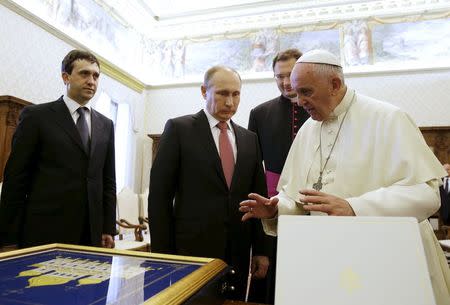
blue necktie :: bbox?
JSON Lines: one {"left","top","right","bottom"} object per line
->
{"left": 76, "top": 107, "right": 90, "bottom": 153}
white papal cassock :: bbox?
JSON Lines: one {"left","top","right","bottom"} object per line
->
{"left": 262, "top": 88, "right": 450, "bottom": 304}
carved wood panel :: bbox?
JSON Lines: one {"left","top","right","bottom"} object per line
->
{"left": 0, "top": 96, "right": 32, "bottom": 182}
{"left": 148, "top": 134, "right": 161, "bottom": 164}
{"left": 420, "top": 127, "right": 450, "bottom": 165}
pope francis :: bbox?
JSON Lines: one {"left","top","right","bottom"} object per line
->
{"left": 240, "top": 49, "right": 450, "bottom": 304}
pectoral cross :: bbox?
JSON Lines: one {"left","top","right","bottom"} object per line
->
{"left": 313, "top": 175, "right": 323, "bottom": 191}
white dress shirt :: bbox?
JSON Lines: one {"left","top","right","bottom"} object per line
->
{"left": 203, "top": 108, "right": 237, "bottom": 162}
{"left": 63, "top": 96, "right": 92, "bottom": 137}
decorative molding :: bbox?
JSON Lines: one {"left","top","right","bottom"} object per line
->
{"left": 146, "top": 64, "right": 450, "bottom": 89}
{"left": 99, "top": 59, "right": 145, "bottom": 93}
{"left": 0, "top": 0, "right": 145, "bottom": 93}
{"left": 147, "top": 0, "right": 450, "bottom": 39}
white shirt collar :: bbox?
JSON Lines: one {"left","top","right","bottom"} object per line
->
{"left": 63, "top": 95, "right": 92, "bottom": 115}
{"left": 203, "top": 108, "right": 233, "bottom": 131}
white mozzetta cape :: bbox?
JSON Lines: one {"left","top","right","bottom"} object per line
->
{"left": 263, "top": 90, "right": 450, "bottom": 304}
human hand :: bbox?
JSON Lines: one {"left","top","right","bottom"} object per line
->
{"left": 300, "top": 189, "right": 355, "bottom": 216}
{"left": 239, "top": 193, "right": 279, "bottom": 221}
{"left": 251, "top": 255, "right": 269, "bottom": 279}
{"left": 101, "top": 234, "right": 115, "bottom": 248}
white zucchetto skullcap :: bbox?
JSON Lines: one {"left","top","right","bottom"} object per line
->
{"left": 296, "top": 49, "right": 341, "bottom": 67}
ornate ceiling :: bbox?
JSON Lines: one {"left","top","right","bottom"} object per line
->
{"left": 93, "top": 0, "right": 450, "bottom": 39}
{"left": 3, "top": 0, "right": 449, "bottom": 85}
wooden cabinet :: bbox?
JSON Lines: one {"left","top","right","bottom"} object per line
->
{"left": 0, "top": 96, "right": 31, "bottom": 182}
{"left": 420, "top": 126, "right": 450, "bottom": 165}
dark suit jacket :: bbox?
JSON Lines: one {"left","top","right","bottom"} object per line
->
{"left": 0, "top": 97, "right": 116, "bottom": 248}
{"left": 440, "top": 185, "right": 450, "bottom": 225}
{"left": 149, "top": 110, "right": 270, "bottom": 300}
{"left": 248, "top": 95, "right": 309, "bottom": 174}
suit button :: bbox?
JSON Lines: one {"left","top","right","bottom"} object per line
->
{"left": 229, "top": 268, "right": 236, "bottom": 275}
{"left": 229, "top": 286, "right": 235, "bottom": 291}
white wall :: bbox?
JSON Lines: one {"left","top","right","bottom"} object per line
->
{"left": 0, "top": 4, "right": 147, "bottom": 192}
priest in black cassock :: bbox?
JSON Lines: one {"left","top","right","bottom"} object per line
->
{"left": 247, "top": 49, "right": 309, "bottom": 303}
{"left": 248, "top": 49, "right": 309, "bottom": 198}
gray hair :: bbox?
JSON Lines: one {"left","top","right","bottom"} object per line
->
{"left": 313, "top": 63, "right": 345, "bottom": 85}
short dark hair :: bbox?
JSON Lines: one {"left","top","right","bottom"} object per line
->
{"left": 61, "top": 50, "right": 100, "bottom": 74}
{"left": 203, "top": 65, "right": 241, "bottom": 88}
{"left": 272, "top": 48, "right": 302, "bottom": 70}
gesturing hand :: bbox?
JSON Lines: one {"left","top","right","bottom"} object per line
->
{"left": 239, "top": 193, "right": 279, "bottom": 221}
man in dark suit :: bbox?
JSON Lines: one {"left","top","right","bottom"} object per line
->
{"left": 247, "top": 49, "right": 309, "bottom": 303}
{"left": 149, "top": 66, "right": 271, "bottom": 301}
{"left": 0, "top": 50, "right": 116, "bottom": 249}
{"left": 440, "top": 163, "right": 450, "bottom": 225}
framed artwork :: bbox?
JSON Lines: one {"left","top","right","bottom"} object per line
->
{"left": 0, "top": 244, "right": 228, "bottom": 305}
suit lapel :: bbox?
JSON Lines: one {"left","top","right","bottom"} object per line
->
{"left": 194, "top": 110, "right": 227, "bottom": 186}
{"left": 50, "top": 98, "right": 88, "bottom": 155}
{"left": 231, "top": 121, "right": 244, "bottom": 189}
{"left": 90, "top": 109, "right": 106, "bottom": 159}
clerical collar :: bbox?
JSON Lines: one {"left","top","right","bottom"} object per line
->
{"left": 328, "top": 88, "right": 354, "bottom": 120}
{"left": 280, "top": 95, "right": 292, "bottom": 103}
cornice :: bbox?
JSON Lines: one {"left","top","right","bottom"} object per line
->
{"left": 147, "top": 0, "right": 450, "bottom": 39}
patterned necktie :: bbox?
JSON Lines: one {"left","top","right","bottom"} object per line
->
{"left": 76, "top": 107, "right": 90, "bottom": 153}
{"left": 217, "top": 121, "right": 235, "bottom": 188}
{"left": 445, "top": 177, "right": 449, "bottom": 193}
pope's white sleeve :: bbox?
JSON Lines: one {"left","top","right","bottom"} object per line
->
{"left": 347, "top": 179, "right": 441, "bottom": 221}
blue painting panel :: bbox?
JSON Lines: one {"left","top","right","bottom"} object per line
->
{"left": 0, "top": 250, "right": 201, "bottom": 305}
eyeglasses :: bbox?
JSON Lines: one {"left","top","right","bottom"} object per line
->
{"left": 274, "top": 73, "right": 291, "bottom": 81}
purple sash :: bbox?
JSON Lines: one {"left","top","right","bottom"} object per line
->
{"left": 265, "top": 170, "right": 281, "bottom": 197}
